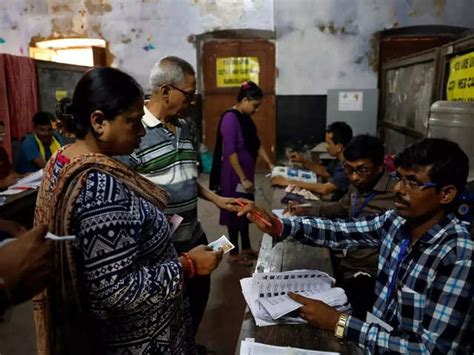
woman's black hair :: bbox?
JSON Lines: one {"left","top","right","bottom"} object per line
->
{"left": 61, "top": 67, "right": 143, "bottom": 139}
{"left": 236, "top": 81, "right": 263, "bottom": 102}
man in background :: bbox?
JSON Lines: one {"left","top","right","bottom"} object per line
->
{"left": 273, "top": 121, "right": 353, "bottom": 200}
{"left": 17, "top": 111, "right": 63, "bottom": 173}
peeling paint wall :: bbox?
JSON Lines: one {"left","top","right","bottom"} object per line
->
{"left": 1, "top": 0, "right": 472, "bottom": 95}
{"left": 275, "top": 0, "right": 474, "bottom": 95}
{"left": 0, "top": 0, "right": 273, "bottom": 89}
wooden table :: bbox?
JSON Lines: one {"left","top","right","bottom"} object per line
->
{"left": 235, "top": 188, "right": 352, "bottom": 354}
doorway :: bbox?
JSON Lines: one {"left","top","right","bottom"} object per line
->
{"left": 200, "top": 38, "right": 276, "bottom": 170}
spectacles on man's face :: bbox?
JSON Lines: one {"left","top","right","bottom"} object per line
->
{"left": 391, "top": 172, "right": 437, "bottom": 191}
{"left": 344, "top": 163, "right": 373, "bottom": 177}
{"left": 168, "top": 85, "right": 196, "bottom": 103}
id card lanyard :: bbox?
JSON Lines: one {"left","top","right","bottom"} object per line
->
{"left": 386, "top": 237, "right": 410, "bottom": 301}
{"left": 351, "top": 192, "right": 377, "bottom": 218}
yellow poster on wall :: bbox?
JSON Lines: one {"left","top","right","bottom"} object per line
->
{"left": 216, "top": 57, "right": 259, "bottom": 87}
{"left": 447, "top": 51, "right": 474, "bottom": 101}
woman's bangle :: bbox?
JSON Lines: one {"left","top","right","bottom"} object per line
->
{"left": 241, "top": 178, "right": 249, "bottom": 183}
{"left": 180, "top": 252, "right": 195, "bottom": 279}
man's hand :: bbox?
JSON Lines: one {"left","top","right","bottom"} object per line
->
{"left": 187, "top": 245, "right": 223, "bottom": 275}
{"left": 0, "top": 225, "right": 54, "bottom": 304}
{"left": 237, "top": 201, "right": 282, "bottom": 237}
{"left": 290, "top": 152, "right": 305, "bottom": 164}
{"left": 215, "top": 196, "right": 239, "bottom": 212}
{"left": 284, "top": 201, "right": 311, "bottom": 216}
{"left": 271, "top": 175, "right": 290, "bottom": 187}
{"left": 288, "top": 292, "right": 341, "bottom": 331}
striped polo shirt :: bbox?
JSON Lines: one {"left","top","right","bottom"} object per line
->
{"left": 121, "top": 106, "right": 203, "bottom": 244}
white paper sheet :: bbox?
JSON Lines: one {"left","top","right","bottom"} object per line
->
{"left": 240, "top": 339, "right": 340, "bottom": 355}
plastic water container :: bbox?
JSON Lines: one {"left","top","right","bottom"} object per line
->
{"left": 428, "top": 101, "right": 474, "bottom": 181}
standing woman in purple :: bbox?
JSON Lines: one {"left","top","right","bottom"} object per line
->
{"left": 210, "top": 81, "right": 273, "bottom": 266}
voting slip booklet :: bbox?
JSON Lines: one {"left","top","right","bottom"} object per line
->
{"left": 241, "top": 269, "right": 344, "bottom": 326}
{"left": 240, "top": 339, "right": 340, "bottom": 355}
{"left": 208, "top": 235, "right": 235, "bottom": 254}
{"left": 271, "top": 166, "right": 318, "bottom": 184}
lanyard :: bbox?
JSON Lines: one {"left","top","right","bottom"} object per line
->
{"left": 351, "top": 192, "right": 376, "bottom": 218}
{"left": 386, "top": 238, "right": 410, "bottom": 300}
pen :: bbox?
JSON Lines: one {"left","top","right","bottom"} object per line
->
{"left": 235, "top": 199, "right": 273, "bottom": 227}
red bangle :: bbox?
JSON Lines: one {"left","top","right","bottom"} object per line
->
{"left": 181, "top": 252, "right": 195, "bottom": 279}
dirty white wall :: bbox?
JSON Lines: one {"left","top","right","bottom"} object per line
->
{"left": 275, "top": 0, "right": 474, "bottom": 95}
{"left": 0, "top": 0, "right": 273, "bottom": 89}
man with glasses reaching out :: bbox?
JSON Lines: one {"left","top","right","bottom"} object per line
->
{"left": 239, "top": 138, "right": 473, "bottom": 353}
{"left": 289, "top": 135, "right": 397, "bottom": 320}
{"left": 120, "top": 57, "right": 236, "bottom": 343}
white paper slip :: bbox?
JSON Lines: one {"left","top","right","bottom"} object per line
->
{"left": 235, "top": 183, "right": 247, "bottom": 193}
{"left": 208, "top": 235, "right": 235, "bottom": 254}
{"left": 45, "top": 232, "right": 76, "bottom": 241}
{"left": 240, "top": 339, "right": 340, "bottom": 355}
{"left": 366, "top": 311, "right": 393, "bottom": 332}
{"left": 169, "top": 214, "right": 184, "bottom": 235}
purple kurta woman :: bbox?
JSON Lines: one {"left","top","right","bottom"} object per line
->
{"left": 210, "top": 81, "right": 273, "bottom": 265}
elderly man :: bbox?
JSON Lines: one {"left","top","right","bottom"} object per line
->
{"left": 290, "top": 135, "right": 396, "bottom": 320}
{"left": 120, "top": 56, "right": 235, "bottom": 337}
{"left": 240, "top": 138, "right": 473, "bottom": 354}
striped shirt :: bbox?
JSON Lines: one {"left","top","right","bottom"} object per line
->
{"left": 279, "top": 210, "right": 473, "bottom": 354}
{"left": 120, "top": 106, "right": 203, "bottom": 244}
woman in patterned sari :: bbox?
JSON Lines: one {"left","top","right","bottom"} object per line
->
{"left": 33, "top": 67, "right": 223, "bottom": 355}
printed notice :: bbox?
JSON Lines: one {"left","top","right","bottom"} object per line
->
{"left": 338, "top": 91, "right": 363, "bottom": 111}
{"left": 216, "top": 57, "right": 260, "bottom": 87}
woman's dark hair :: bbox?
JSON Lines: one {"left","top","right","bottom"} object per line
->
{"left": 326, "top": 122, "right": 353, "bottom": 147}
{"left": 344, "top": 134, "right": 385, "bottom": 166}
{"left": 32, "top": 111, "right": 55, "bottom": 126}
{"left": 394, "top": 138, "right": 469, "bottom": 197}
{"left": 236, "top": 81, "right": 263, "bottom": 102}
{"left": 62, "top": 67, "right": 143, "bottom": 139}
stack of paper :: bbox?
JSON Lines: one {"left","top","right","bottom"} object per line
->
{"left": 240, "top": 270, "right": 350, "bottom": 326}
{"left": 0, "top": 170, "right": 44, "bottom": 196}
{"left": 240, "top": 338, "right": 339, "bottom": 355}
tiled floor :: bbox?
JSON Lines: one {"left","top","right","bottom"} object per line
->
{"left": 0, "top": 173, "right": 272, "bottom": 355}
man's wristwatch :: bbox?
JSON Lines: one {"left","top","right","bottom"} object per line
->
{"left": 334, "top": 313, "right": 348, "bottom": 339}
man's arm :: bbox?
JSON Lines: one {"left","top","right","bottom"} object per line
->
{"left": 272, "top": 176, "right": 338, "bottom": 196}
{"left": 290, "top": 152, "right": 330, "bottom": 178}
{"left": 346, "top": 253, "right": 473, "bottom": 353}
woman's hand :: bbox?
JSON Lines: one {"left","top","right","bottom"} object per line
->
{"left": 288, "top": 292, "right": 341, "bottom": 331}
{"left": 187, "top": 245, "right": 223, "bottom": 275}
{"left": 241, "top": 179, "right": 255, "bottom": 193}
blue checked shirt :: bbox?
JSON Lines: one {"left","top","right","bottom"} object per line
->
{"left": 279, "top": 210, "right": 473, "bottom": 354}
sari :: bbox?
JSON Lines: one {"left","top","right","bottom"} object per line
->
{"left": 32, "top": 147, "right": 170, "bottom": 355}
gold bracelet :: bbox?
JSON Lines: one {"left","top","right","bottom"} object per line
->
{"left": 334, "top": 313, "right": 348, "bottom": 339}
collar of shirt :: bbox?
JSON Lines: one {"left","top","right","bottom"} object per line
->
{"left": 142, "top": 105, "right": 163, "bottom": 128}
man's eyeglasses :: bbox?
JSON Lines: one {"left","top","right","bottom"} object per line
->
{"left": 391, "top": 172, "right": 437, "bottom": 191}
{"left": 343, "top": 163, "right": 372, "bottom": 177}
{"left": 167, "top": 85, "right": 196, "bottom": 103}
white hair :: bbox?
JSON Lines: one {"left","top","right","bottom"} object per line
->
{"left": 149, "top": 56, "right": 195, "bottom": 90}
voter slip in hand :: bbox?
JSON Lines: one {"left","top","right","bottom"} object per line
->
{"left": 208, "top": 235, "right": 235, "bottom": 254}
{"left": 45, "top": 232, "right": 76, "bottom": 241}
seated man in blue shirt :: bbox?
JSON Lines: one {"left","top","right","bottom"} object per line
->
{"left": 16, "top": 111, "right": 63, "bottom": 173}
{"left": 272, "top": 122, "right": 353, "bottom": 201}
{"left": 240, "top": 138, "right": 473, "bottom": 354}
